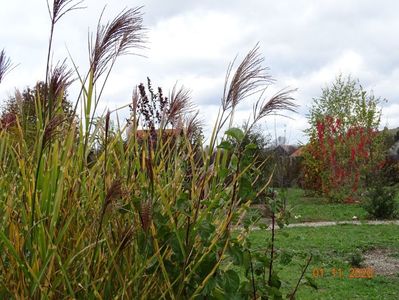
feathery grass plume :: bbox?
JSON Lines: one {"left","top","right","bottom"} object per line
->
{"left": 97, "top": 179, "right": 123, "bottom": 237}
{"left": 90, "top": 7, "right": 146, "bottom": 82}
{"left": 0, "top": 49, "right": 13, "bottom": 84}
{"left": 40, "top": 62, "right": 74, "bottom": 132}
{"left": 47, "top": 0, "right": 85, "bottom": 24}
{"left": 46, "top": 62, "right": 75, "bottom": 120}
{"left": 48, "top": 61, "right": 74, "bottom": 100}
{"left": 185, "top": 112, "right": 203, "bottom": 141}
{"left": 222, "top": 43, "right": 273, "bottom": 111}
{"left": 207, "top": 44, "right": 275, "bottom": 151}
{"left": 167, "top": 85, "right": 193, "bottom": 127}
{"left": 43, "top": 114, "right": 67, "bottom": 147}
{"left": 104, "top": 179, "right": 123, "bottom": 210}
{"left": 252, "top": 87, "right": 298, "bottom": 125}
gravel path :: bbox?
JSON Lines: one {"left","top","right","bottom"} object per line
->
{"left": 250, "top": 219, "right": 399, "bottom": 230}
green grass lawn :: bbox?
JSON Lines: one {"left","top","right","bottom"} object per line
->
{"left": 247, "top": 188, "right": 370, "bottom": 224}
{"left": 249, "top": 224, "right": 399, "bottom": 299}
{"left": 284, "top": 188, "right": 369, "bottom": 223}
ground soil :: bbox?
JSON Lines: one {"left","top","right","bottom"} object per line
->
{"left": 363, "top": 248, "right": 399, "bottom": 276}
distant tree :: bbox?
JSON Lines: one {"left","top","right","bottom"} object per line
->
{"left": 242, "top": 123, "right": 271, "bottom": 151}
{"left": 1, "top": 80, "right": 76, "bottom": 147}
{"left": 302, "top": 75, "right": 386, "bottom": 202}
{"left": 2, "top": 60, "right": 75, "bottom": 129}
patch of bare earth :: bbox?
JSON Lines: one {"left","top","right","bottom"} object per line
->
{"left": 363, "top": 248, "right": 399, "bottom": 276}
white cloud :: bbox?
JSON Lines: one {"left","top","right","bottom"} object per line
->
{"left": 149, "top": 10, "right": 253, "bottom": 62}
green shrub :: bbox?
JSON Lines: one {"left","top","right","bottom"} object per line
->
{"left": 363, "top": 186, "right": 398, "bottom": 219}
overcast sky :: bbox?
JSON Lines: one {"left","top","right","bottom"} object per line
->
{"left": 1, "top": 0, "right": 398, "bottom": 144}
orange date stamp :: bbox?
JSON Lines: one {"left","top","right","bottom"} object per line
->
{"left": 312, "top": 267, "right": 374, "bottom": 279}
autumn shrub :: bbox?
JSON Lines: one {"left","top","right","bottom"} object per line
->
{"left": 302, "top": 75, "right": 386, "bottom": 202}
{"left": 303, "top": 115, "right": 383, "bottom": 202}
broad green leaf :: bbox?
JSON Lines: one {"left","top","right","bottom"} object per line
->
{"left": 217, "top": 140, "right": 233, "bottom": 150}
{"left": 225, "top": 127, "right": 245, "bottom": 142}
{"left": 223, "top": 270, "right": 240, "bottom": 292}
{"left": 245, "top": 142, "right": 258, "bottom": 151}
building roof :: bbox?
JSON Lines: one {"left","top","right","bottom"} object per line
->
{"left": 135, "top": 128, "right": 181, "bottom": 138}
{"left": 290, "top": 147, "right": 304, "bottom": 157}
{"left": 127, "top": 126, "right": 182, "bottom": 138}
{"left": 273, "top": 144, "right": 298, "bottom": 156}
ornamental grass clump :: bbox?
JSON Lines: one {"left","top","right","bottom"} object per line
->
{"left": 0, "top": 1, "right": 303, "bottom": 298}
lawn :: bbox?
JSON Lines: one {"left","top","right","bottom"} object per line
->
{"left": 249, "top": 224, "right": 399, "bottom": 299}
{"left": 284, "top": 188, "right": 369, "bottom": 223}
{"left": 248, "top": 187, "right": 399, "bottom": 224}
